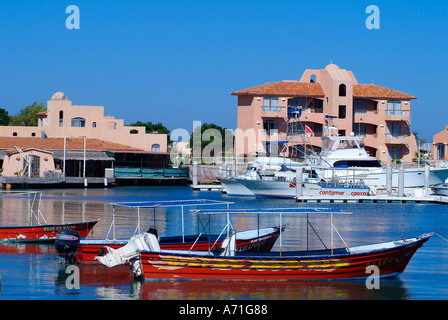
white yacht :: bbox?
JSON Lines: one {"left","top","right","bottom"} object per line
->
{"left": 220, "top": 156, "right": 310, "bottom": 196}
{"left": 306, "top": 134, "right": 445, "bottom": 188}
{"left": 223, "top": 134, "right": 447, "bottom": 198}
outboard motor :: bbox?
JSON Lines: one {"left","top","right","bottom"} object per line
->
{"left": 95, "top": 228, "right": 160, "bottom": 268}
{"left": 55, "top": 229, "right": 80, "bottom": 264}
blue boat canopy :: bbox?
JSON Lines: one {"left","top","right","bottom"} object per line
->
{"left": 110, "top": 199, "right": 234, "bottom": 208}
{"left": 190, "top": 208, "right": 350, "bottom": 215}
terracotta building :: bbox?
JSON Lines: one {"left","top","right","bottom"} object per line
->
{"left": 432, "top": 126, "right": 448, "bottom": 161}
{"left": 232, "top": 64, "right": 418, "bottom": 163}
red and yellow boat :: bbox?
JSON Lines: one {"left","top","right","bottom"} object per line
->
{"left": 0, "top": 219, "right": 99, "bottom": 242}
{"left": 96, "top": 207, "right": 433, "bottom": 281}
{"left": 137, "top": 233, "right": 433, "bottom": 281}
{"left": 77, "top": 226, "right": 283, "bottom": 264}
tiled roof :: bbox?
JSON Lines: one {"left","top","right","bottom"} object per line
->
{"left": 231, "top": 81, "right": 325, "bottom": 97}
{"left": 0, "top": 137, "right": 142, "bottom": 152}
{"left": 353, "top": 84, "right": 416, "bottom": 100}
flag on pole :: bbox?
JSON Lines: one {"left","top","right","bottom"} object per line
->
{"left": 305, "top": 125, "right": 313, "bottom": 134}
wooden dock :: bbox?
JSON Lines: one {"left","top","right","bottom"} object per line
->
{"left": 295, "top": 194, "right": 448, "bottom": 204}
{"left": 192, "top": 179, "right": 448, "bottom": 204}
{"left": 192, "top": 184, "right": 224, "bottom": 191}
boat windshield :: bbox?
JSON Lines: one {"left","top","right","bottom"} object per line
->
{"left": 333, "top": 160, "right": 382, "bottom": 168}
{"left": 322, "top": 137, "right": 364, "bottom": 151}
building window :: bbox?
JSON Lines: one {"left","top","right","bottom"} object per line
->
{"left": 339, "top": 84, "right": 346, "bottom": 97}
{"left": 263, "top": 97, "right": 279, "bottom": 107}
{"left": 386, "top": 100, "right": 402, "bottom": 115}
{"left": 29, "top": 155, "right": 40, "bottom": 177}
{"left": 436, "top": 143, "right": 446, "bottom": 160}
{"left": 59, "top": 110, "right": 64, "bottom": 127}
{"left": 151, "top": 144, "right": 161, "bottom": 152}
{"left": 31, "top": 132, "right": 36, "bottom": 137}
{"left": 386, "top": 123, "right": 402, "bottom": 138}
{"left": 13, "top": 132, "right": 17, "bottom": 136}
{"left": 310, "top": 74, "right": 316, "bottom": 83}
{"left": 92, "top": 122, "right": 96, "bottom": 128}
{"left": 353, "top": 123, "right": 367, "bottom": 137}
{"left": 130, "top": 129, "right": 138, "bottom": 134}
{"left": 353, "top": 100, "right": 367, "bottom": 114}
{"left": 314, "top": 99, "right": 324, "bottom": 113}
{"left": 263, "top": 120, "right": 278, "bottom": 136}
{"left": 108, "top": 121, "right": 117, "bottom": 130}
{"left": 338, "top": 105, "right": 346, "bottom": 119}
{"left": 71, "top": 117, "right": 86, "bottom": 127}
{"left": 388, "top": 146, "right": 401, "bottom": 160}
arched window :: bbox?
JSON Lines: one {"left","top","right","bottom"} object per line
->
{"left": 310, "top": 74, "right": 316, "bottom": 83}
{"left": 31, "top": 132, "right": 36, "bottom": 137}
{"left": 12, "top": 132, "right": 17, "bottom": 136}
{"left": 151, "top": 144, "right": 161, "bottom": 152}
{"left": 92, "top": 122, "right": 97, "bottom": 128}
{"left": 59, "top": 110, "right": 64, "bottom": 127}
{"left": 130, "top": 129, "right": 139, "bottom": 134}
{"left": 108, "top": 121, "right": 117, "bottom": 130}
{"left": 339, "top": 84, "right": 346, "bottom": 96}
{"left": 71, "top": 117, "right": 86, "bottom": 127}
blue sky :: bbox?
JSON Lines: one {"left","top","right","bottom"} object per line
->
{"left": 0, "top": 0, "right": 446, "bottom": 141}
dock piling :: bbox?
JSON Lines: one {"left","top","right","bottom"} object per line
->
{"left": 192, "top": 162, "right": 198, "bottom": 186}
{"left": 295, "top": 167, "right": 303, "bottom": 198}
{"left": 386, "top": 164, "right": 392, "bottom": 195}
{"left": 425, "top": 165, "right": 430, "bottom": 189}
{"left": 398, "top": 165, "right": 404, "bottom": 197}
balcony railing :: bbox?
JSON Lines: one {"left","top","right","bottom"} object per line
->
{"left": 385, "top": 133, "right": 409, "bottom": 139}
{"left": 386, "top": 110, "right": 408, "bottom": 115}
{"left": 262, "top": 106, "right": 282, "bottom": 112}
{"left": 304, "top": 108, "right": 324, "bottom": 114}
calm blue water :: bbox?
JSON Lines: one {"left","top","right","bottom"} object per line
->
{"left": 0, "top": 186, "right": 447, "bottom": 300}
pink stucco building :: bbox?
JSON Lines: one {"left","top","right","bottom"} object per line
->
{"left": 232, "top": 64, "right": 418, "bottom": 163}
{"left": 0, "top": 92, "right": 169, "bottom": 180}
{"left": 432, "top": 126, "right": 448, "bottom": 161}
{"left": 0, "top": 92, "right": 167, "bottom": 153}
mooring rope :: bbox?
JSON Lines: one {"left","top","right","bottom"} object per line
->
{"left": 435, "top": 233, "right": 448, "bottom": 243}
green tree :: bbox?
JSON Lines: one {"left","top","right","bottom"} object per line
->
{"left": 129, "top": 121, "right": 170, "bottom": 135}
{"left": 129, "top": 121, "right": 171, "bottom": 143}
{"left": 189, "top": 123, "right": 234, "bottom": 163}
{"left": 0, "top": 108, "right": 11, "bottom": 126}
{"left": 9, "top": 102, "right": 46, "bottom": 126}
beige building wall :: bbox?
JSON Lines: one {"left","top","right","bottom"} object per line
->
{"left": 432, "top": 126, "right": 448, "bottom": 160}
{"left": 0, "top": 92, "right": 167, "bottom": 153}
{"left": 2, "top": 148, "right": 55, "bottom": 177}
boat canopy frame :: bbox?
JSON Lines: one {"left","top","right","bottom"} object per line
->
{"left": 190, "top": 207, "right": 352, "bottom": 256}
{"left": 106, "top": 199, "right": 234, "bottom": 242}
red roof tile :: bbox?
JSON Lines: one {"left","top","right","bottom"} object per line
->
{"left": 0, "top": 137, "right": 142, "bottom": 152}
{"left": 353, "top": 84, "right": 416, "bottom": 100}
{"left": 231, "top": 81, "right": 325, "bottom": 97}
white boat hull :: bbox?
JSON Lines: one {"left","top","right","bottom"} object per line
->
{"left": 431, "top": 185, "right": 448, "bottom": 196}
{"left": 220, "top": 178, "right": 255, "bottom": 196}
{"left": 320, "top": 167, "right": 443, "bottom": 188}
{"left": 238, "top": 179, "right": 370, "bottom": 199}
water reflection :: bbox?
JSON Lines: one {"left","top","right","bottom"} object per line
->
{"left": 130, "top": 279, "right": 410, "bottom": 300}
{"left": 0, "top": 187, "right": 447, "bottom": 300}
